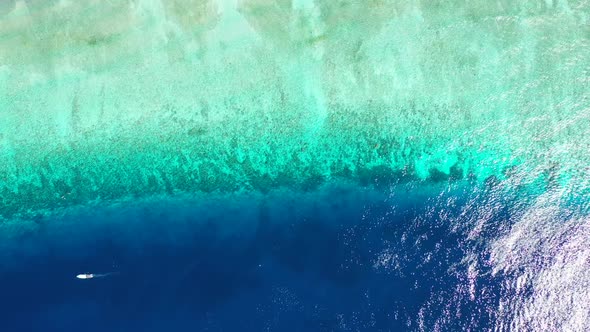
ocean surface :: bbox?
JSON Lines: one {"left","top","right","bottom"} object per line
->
{"left": 1, "top": 0, "right": 590, "bottom": 331}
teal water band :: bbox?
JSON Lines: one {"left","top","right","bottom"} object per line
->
{"left": 1, "top": 0, "right": 589, "bottom": 218}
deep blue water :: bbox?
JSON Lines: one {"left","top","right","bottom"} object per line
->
{"left": 0, "top": 183, "right": 507, "bottom": 331}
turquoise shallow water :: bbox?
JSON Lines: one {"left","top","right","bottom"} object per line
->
{"left": 1, "top": 0, "right": 590, "bottom": 331}
{"left": 1, "top": 0, "right": 589, "bottom": 219}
